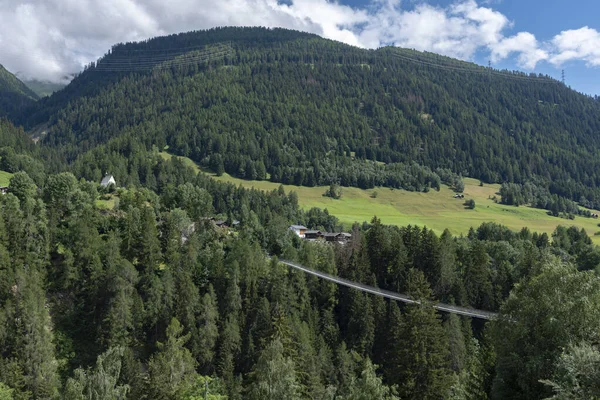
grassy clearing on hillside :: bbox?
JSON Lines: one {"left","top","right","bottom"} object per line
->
{"left": 95, "top": 195, "right": 117, "bottom": 210}
{"left": 160, "top": 152, "right": 600, "bottom": 242}
{"left": 0, "top": 171, "right": 13, "bottom": 187}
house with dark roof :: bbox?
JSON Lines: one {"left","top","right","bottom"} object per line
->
{"left": 0, "top": 186, "right": 8, "bottom": 195}
{"left": 324, "top": 232, "right": 352, "bottom": 243}
{"left": 304, "top": 230, "right": 323, "bottom": 240}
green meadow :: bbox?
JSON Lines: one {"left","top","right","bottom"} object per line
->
{"left": 160, "top": 152, "right": 600, "bottom": 242}
{"left": 0, "top": 171, "right": 13, "bottom": 187}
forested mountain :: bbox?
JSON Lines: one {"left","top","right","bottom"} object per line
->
{"left": 10, "top": 26, "right": 600, "bottom": 209}
{"left": 0, "top": 65, "right": 38, "bottom": 118}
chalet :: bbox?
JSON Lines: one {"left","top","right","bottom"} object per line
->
{"left": 304, "top": 230, "right": 323, "bottom": 240}
{"left": 324, "top": 232, "right": 352, "bottom": 243}
{"left": 289, "top": 225, "right": 308, "bottom": 238}
{"left": 100, "top": 175, "right": 117, "bottom": 188}
{"left": 0, "top": 186, "right": 8, "bottom": 195}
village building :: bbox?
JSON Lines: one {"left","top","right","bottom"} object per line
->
{"left": 289, "top": 225, "right": 351, "bottom": 243}
{"left": 289, "top": 225, "right": 308, "bottom": 238}
{"left": 100, "top": 174, "right": 117, "bottom": 188}
{"left": 0, "top": 186, "right": 8, "bottom": 195}
{"left": 324, "top": 232, "right": 352, "bottom": 243}
{"left": 304, "top": 230, "right": 323, "bottom": 240}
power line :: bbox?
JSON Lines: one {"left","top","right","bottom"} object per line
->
{"left": 389, "top": 50, "right": 560, "bottom": 84}
{"left": 83, "top": 40, "right": 558, "bottom": 87}
{"left": 90, "top": 45, "right": 233, "bottom": 72}
{"left": 102, "top": 44, "right": 233, "bottom": 63}
{"left": 93, "top": 50, "right": 232, "bottom": 68}
{"left": 110, "top": 41, "right": 234, "bottom": 54}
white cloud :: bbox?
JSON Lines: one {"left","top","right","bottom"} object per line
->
{"left": 0, "top": 0, "right": 596, "bottom": 83}
{"left": 550, "top": 27, "right": 600, "bottom": 67}
{"left": 492, "top": 32, "right": 548, "bottom": 69}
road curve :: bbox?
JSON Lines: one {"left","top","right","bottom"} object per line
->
{"left": 277, "top": 258, "right": 497, "bottom": 321}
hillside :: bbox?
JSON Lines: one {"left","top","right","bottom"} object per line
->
{"left": 160, "top": 151, "right": 600, "bottom": 243}
{"left": 0, "top": 64, "right": 38, "bottom": 118}
{"left": 13, "top": 27, "right": 600, "bottom": 209}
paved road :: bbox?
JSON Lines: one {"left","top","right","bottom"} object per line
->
{"left": 277, "top": 259, "right": 498, "bottom": 321}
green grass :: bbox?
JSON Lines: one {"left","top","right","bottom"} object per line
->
{"left": 0, "top": 170, "right": 13, "bottom": 187}
{"left": 160, "top": 152, "right": 600, "bottom": 243}
{"left": 95, "top": 194, "right": 117, "bottom": 210}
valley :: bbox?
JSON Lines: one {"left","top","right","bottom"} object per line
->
{"left": 160, "top": 152, "right": 600, "bottom": 242}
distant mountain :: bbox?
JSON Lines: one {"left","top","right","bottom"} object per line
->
{"left": 13, "top": 26, "right": 600, "bottom": 207}
{"left": 23, "top": 79, "right": 66, "bottom": 98}
{"left": 0, "top": 64, "right": 38, "bottom": 117}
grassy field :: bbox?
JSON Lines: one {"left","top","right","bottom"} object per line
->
{"left": 0, "top": 171, "right": 13, "bottom": 187}
{"left": 160, "top": 152, "right": 600, "bottom": 242}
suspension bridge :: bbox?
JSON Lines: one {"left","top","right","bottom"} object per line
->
{"left": 276, "top": 258, "right": 498, "bottom": 321}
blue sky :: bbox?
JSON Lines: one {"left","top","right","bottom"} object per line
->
{"left": 0, "top": 0, "right": 598, "bottom": 95}
{"left": 469, "top": 0, "right": 600, "bottom": 95}
{"left": 372, "top": 0, "right": 600, "bottom": 95}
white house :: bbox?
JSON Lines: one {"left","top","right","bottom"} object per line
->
{"left": 100, "top": 175, "right": 116, "bottom": 188}
{"left": 289, "top": 225, "right": 308, "bottom": 238}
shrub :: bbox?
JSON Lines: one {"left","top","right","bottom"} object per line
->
{"left": 464, "top": 199, "right": 476, "bottom": 209}
{"left": 323, "top": 184, "right": 342, "bottom": 199}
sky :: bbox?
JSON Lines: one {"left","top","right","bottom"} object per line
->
{"left": 0, "top": 0, "right": 598, "bottom": 95}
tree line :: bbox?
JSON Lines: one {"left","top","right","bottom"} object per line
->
{"left": 1, "top": 154, "right": 600, "bottom": 398}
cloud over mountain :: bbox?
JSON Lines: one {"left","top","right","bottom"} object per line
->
{"left": 0, "top": 0, "right": 596, "bottom": 82}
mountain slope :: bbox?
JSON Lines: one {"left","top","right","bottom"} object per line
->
{"left": 23, "top": 79, "right": 66, "bottom": 97}
{"left": 0, "top": 64, "right": 38, "bottom": 117}
{"left": 15, "top": 26, "right": 600, "bottom": 207}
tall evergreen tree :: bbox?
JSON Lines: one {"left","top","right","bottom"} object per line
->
{"left": 394, "top": 269, "right": 451, "bottom": 400}
{"left": 147, "top": 318, "right": 197, "bottom": 400}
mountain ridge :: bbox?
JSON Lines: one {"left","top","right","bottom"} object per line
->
{"left": 10, "top": 26, "right": 600, "bottom": 208}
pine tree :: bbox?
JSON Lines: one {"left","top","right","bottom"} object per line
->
{"left": 346, "top": 359, "right": 398, "bottom": 400}
{"left": 394, "top": 269, "right": 451, "bottom": 400}
{"left": 13, "top": 266, "right": 60, "bottom": 399}
{"left": 0, "top": 383, "right": 14, "bottom": 400}
{"left": 63, "top": 347, "right": 129, "bottom": 400}
{"left": 195, "top": 285, "right": 219, "bottom": 373}
{"left": 147, "top": 318, "right": 197, "bottom": 400}
{"left": 248, "top": 338, "right": 301, "bottom": 400}
{"left": 445, "top": 313, "right": 467, "bottom": 372}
